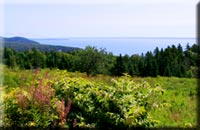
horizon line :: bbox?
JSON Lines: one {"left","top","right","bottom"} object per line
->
{"left": 1, "top": 36, "right": 196, "bottom": 39}
{"left": 30, "top": 36, "right": 196, "bottom": 40}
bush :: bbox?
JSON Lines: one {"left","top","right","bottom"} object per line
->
{"left": 52, "top": 71, "right": 166, "bottom": 129}
{"left": 3, "top": 71, "right": 72, "bottom": 128}
{"left": 3, "top": 70, "right": 166, "bottom": 129}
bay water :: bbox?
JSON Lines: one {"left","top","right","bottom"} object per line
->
{"left": 33, "top": 37, "right": 196, "bottom": 56}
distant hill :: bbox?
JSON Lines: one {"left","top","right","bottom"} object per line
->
{"left": 1, "top": 36, "right": 80, "bottom": 52}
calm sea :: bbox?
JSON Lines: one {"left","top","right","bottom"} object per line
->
{"left": 33, "top": 37, "right": 196, "bottom": 56}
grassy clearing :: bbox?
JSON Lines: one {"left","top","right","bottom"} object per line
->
{"left": 144, "top": 77, "right": 197, "bottom": 127}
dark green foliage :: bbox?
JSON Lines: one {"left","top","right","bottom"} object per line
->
{"left": 111, "top": 54, "right": 125, "bottom": 76}
{"left": 3, "top": 48, "right": 17, "bottom": 68}
{"left": 3, "top": 43, "right": 199, "bottom": 78}
{"left": 74, "top": 46, "right": 108, "bottom": 76}
{"left": 144, "top": 51, "right": 158, "bottom": 77}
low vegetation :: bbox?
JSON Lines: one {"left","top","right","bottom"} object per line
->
{"left": 1, "top": 67, "right": 197, "bottom": 128}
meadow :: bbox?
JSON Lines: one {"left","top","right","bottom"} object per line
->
{"left": 1, "top": 66, "right": 197, "bottom": 128}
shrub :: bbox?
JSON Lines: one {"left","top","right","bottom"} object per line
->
{"left": 3, "top": 71, "right": 71, "bottom": 128}
{"left": 3, "top": 70, "right": 166, "bottom": 129}
{"left": 52, "top": 71, "right": 166, "bottom": 129}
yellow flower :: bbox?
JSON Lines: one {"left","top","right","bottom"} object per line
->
{"left": 29, "top": 122, "right": 36, "bottom": 127}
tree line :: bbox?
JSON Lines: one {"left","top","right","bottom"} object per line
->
{"left": 2, "top": 43, "right": 199, "bottom": 78}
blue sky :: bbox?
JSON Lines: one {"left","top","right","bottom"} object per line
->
{"left": 1, "top": 0, "right": 198, "bottom": 38}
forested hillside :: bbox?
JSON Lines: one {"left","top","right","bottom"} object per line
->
{"left": 2, "top": 43, "right": 199, "bottom": 78}
{"left": 1, "top": 36, "right": 80, "bottom": 52}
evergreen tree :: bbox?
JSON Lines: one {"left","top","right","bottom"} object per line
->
{"left": 144, "top": 51, "right": 158, "bottom": 77}
{"left": 112, "top": 54, "right": 125, "bottom": 76}
{"left": 123, "top": 54, "right": 130, "bottom": 73}
{"left": 138, "top": 53, "right": 145, "bottom": 76}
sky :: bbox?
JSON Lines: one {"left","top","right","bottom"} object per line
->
{"left": 0, "top": 0, "right": 199, "bottom": 38}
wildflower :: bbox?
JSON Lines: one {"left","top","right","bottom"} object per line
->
{"left": 15, "top": 91, "right": 28, "bottom": 109}
{"left": 73, "top": 118, "right": 77, "bottom": 127}
{"left": 55, "top": 98, "right": 72, "bottom": 128}
{"left": 29, "top": 122, "right": 36, "bottom": 127}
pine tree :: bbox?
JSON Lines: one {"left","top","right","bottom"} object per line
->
{"left": 112, "top": 54, "right": 125, "bottom": 76}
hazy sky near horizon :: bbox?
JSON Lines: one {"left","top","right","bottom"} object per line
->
{"left": 1, "top": 0, "right": 199, "bottom": 38}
